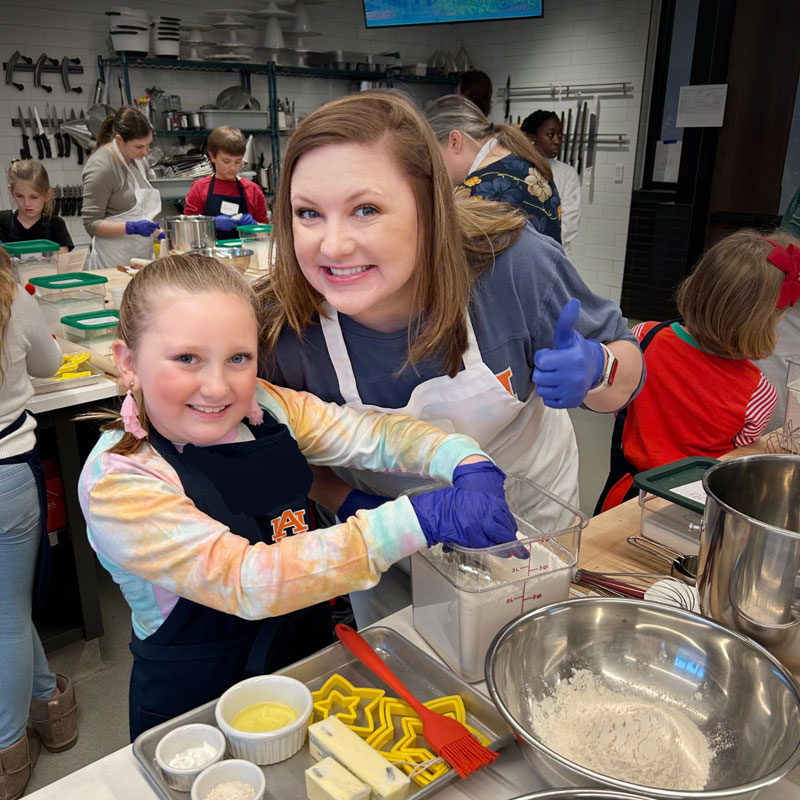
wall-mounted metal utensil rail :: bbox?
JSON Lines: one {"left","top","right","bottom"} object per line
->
{"left": 500, "top": 81, "right": 634, "bottom": 101}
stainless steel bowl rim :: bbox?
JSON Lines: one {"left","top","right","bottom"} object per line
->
{"left": 510, "top": 792, "right": 656, "bottom": 800}
{"left": 484, "top": 596, "right": 800, "bottom": 799}
{"left": 165, "top": 214, "right": 215, "bottom": 222}
{"left": 702, "top": 455, "right": 800, "bottom": 540}
{"left": 186, "top": 247, "right": 254, "bottom": 258}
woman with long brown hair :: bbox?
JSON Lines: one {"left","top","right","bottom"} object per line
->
{"left": 0, "top": 250, "right": 77, "bottom": 799}
{"left": 81, "top": 107, "right": 161, "bottom": 269}
{"left": 425, "top": 94, "right": 562, "bottom": 244}
{"left": 258, "top": 90, "right": 643, "bottom": 542}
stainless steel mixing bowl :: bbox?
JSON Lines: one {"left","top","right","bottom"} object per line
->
{"left": 511, "top": 792, "right": 653, "bottom": 800}
{"left": 186, "top": 247, "right": 254, "bottom": 274}
{"left": 485, "top": 597, "right": 800, "bottom": 800}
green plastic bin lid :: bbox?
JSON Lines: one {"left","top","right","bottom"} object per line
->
{"left": 215, "top": 239, "right": 243, "bottom": 247}
{"left": 29, "top": 272, "right": 107, "bottom": 288}
{"left": 2, "top": 239, "right": 60, "bottom": 255}
{"left": 60, "top": 309, "right": 120, "bottom": 329}
{"left": 632, "top": 456, "right": 719, "bottom": 514}
{"left": 236, "top": 224, "right": 272, "bottom": 233}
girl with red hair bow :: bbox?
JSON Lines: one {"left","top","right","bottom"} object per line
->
{"left": 596, "top": 228, "right": 800, "bottom": 513}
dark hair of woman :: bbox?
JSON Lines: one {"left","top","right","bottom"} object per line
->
{"left": 94, "top": 107, "right": 152, "bottom": 151}
{"left": 456, "top": 70, "right": 493, "bottom": 117}
{"left": 521, "top": 110, "right": 559, "bottom": 136}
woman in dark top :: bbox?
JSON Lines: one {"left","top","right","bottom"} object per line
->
{"left": 2, "top": 161, "right": 73, "bottom": 250}
{"left": 426, "top": 94, "right": 561, "bottom": 244}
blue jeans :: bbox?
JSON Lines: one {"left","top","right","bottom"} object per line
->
{"left": 0, "top": 461, "right": 56, "bottom": 749}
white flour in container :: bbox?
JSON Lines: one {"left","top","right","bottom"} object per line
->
{"left": 167, "top": 740, "right": 217, "bottom": 769}
{"left": 527, "top": 669, "right": 712, "bottom": 790}
{"left": 413, "top": 540, "right": 573, "bottom": 681}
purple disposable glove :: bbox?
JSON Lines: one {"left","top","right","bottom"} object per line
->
{"left": 410, "top": 487, "right": 517, "bottom": 549}
{"left": 338, "top": 489, "right": 391, "bottom": 521}
{"left": 533, "top": 298, "right": 605, "bottom": 409}
{"left": 452, "top": 461, "right": 506, "bottom": 499}
{"left": 125, "top": 219, "right": 161, "bottom": 237}
{"left": 237, "top": 213, "right": 257, "bottom": 226}
{"left": 214, "top": 214, "right": 239, "bottom": 232}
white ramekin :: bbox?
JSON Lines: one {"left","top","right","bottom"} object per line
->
{"left": 154, "top": 722, "right": 226, "bottom": 792}
{"left": 190, "top": 758, "right": 266, "bottom": 800}
{"left": 214, "top": 675, "right": 313, "bottom": 765}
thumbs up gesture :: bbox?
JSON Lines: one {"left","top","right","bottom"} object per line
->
{"left": 533, "top": 298, "right": 606, "bottom": 408}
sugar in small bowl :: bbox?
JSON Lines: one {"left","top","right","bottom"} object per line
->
{"left": 154, "top": 722, "right": 226, "bottom": 792}
{"left": 190, "top": 759, "right": 266, "bottom": 800}
{"left": 215, "top": 675, "right": 313, "bottom": 765}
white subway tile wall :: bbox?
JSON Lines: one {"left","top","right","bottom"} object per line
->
{"left": 0, "top": 0, "right": 652, "bottom": 301}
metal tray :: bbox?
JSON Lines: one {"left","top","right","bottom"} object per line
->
{"left": 31, "top": 361, "right": 105, "bottom": 394}
{"left": 133, "top": 626, "right": 514, "bottom": 799}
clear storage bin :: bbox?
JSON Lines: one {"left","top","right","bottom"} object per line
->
{"left": 29, "top": 273, "right": 108, "bottom": 336}
{"left": 638, "top": 491, "right": 702, "bottom": 555}
{"left": 236, "top": 224, "right": 272, "bottom": 272}
{"left": 2, "top": 239, "right": 60, "bottom": 284}
{"left": 409, "top": 475, "right": 585, "bottom": 682}
{"left": 784, "top": 356, "right": 800, "bottom": 452}
{"left": 61, "top": 310, "right": 120, "bottom": 345}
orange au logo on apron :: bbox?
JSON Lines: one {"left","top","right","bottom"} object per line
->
{"left": 270, "top": 509, "right": 309, "bottom": 542}
{"left": 495, "top": 367, "right": 516, "bottom": 397}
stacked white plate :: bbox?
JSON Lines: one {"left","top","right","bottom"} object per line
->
{"left": 153, "top": 15, "right": 181, "bottom": 58}
{"left": 107, "top": 6, "right": 149, "bottom": 56}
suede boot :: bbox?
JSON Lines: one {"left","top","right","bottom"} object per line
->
{"left": 0, "top": 730, "right": 40, "bottom": 800}
{"left": 28, "top": 674, "right": 77, "bottom": 753}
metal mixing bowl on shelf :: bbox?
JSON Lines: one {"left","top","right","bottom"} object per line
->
{"left": 186, "top": 246, "right": 254, "bottom": 274}
{"left": 485, "top": 597, "right": 800, "bottom": 800}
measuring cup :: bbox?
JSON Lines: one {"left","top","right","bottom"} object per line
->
{"left": 626, "top": 536, "right": 697, "bottom": 585}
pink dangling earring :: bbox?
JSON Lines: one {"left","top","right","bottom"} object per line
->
{"left": 121, "top": 381, "right": 147, "bottom": 439}
{"left": 247, "top": 393, "right": 264, "bottom": 426}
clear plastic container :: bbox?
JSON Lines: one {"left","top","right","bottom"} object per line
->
{"left": 638, "top": 491, "right": 702, "bottom": 555}
{"left": 236, "top": 224, "right": 272, "bottom": 272}
{"left": 2, "top": 239, "right": 60, "bottom": 285}
{"left": 29, "top": 273, "right": 108, "bottom": 336}
{"left": 61, "top": 310, "right": 120, "bottom": 345}
{"left": 784, "top": 356, "right": 800, "bottom": 452}
{"left": 409, "top": 475, "right": 585, "bottom": 682}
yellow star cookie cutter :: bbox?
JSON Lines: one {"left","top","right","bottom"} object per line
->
{"left": 313, "top": 689, "right": 360, "bottom": 725}
{"left": 311, "top": 673, "right": 384, "bottom": 735}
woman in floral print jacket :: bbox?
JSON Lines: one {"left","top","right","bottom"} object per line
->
{"left": 426, "top": 94, "right": 562, "bottom": 245}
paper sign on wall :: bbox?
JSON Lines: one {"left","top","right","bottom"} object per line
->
{"left": 676, "top": 84, "right": 728, "bottom": 128}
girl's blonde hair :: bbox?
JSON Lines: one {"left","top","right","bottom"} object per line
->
{"left": 98, "top": 254, "right": 261, "bottom": 456}
{"left": 676, "top": 228, "right": 799, "bottom": 360}
{"left": 0, "top": 249, "right": 19, "bottom": 386}
{"left": 425, "top": 94, "right": 553, "bottom": 182}
{"left": 8, "top": 160, "right": 54, "bottom": 217}
{"left": 258, "top": 89, "right": 527, "bottom": 378}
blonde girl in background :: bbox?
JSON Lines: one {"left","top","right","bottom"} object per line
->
{"left": 596, "top": 229, "right": 799, "bottom": 512}
{"left": 0, "top": 249, "right": 77, "bottom": 800}
{"left": 2, "top": 161, "right": 73, "bottom": 251}
{"left": 78, "top": 253, "right": 517, "bottom": 739}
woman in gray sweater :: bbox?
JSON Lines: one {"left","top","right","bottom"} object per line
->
{"left": 81, "top": 107, "right": 161, "bottom": 269}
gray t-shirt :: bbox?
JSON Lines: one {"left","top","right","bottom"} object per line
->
{"left": 81, "top": 145, "right": 141, "bottom": 237}
{"left": 267, "top": 224, "right": 636, "bottom": 408}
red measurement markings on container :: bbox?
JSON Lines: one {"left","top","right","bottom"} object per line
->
{"left": 506, "top": 587, "right": 543, "bottom": 614}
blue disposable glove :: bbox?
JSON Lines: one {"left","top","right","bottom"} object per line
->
{"left": 214, "top": 214, "right": 240, "bottom": 232}
{"left": 125, "top": 219, "right": 161, "bottom": 237}
{"left": 533, "top": 298, "right": 605, "bottom": 409}
{"left": 452, "top": 461, "right": 506, "bottom": 499}
{"left": 410, "top": 487, "right": 517, "bottom": 549}
{"left": 338, "top": 489, "right": 391, "bottom": 521}
{"left": 237, "top": 213, "right": 257, "bottom": 226}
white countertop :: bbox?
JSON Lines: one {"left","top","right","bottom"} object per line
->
{"left": 27, "top": 376, "right": 119, "bottom": 415}
{"left": 26, "top": 606, "right": 800, "bottom": 800}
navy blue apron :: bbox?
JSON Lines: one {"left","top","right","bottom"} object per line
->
{"left": 6, "top": 212, "right": 52, "bottom": 243}
{"left": 128, "top": 415, "right": 333, "bottom": 740}
{"left": 203, "top": 174, "right": 249, "bottom": 242}
{"left": 0, "top": 411, "right": 51, "bottom": 608}
{"left": 594, "top": 319, "right": 678, "bottom": 515}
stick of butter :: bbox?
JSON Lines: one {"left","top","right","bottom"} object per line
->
{"left": 306, "top": 757, "right": 370, "bottom": 800}
{"left": 308, "top": 717, "right": 411, "bottom": 800}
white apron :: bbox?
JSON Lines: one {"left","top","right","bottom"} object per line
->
{"left": 87, "top": 141, "right": 161, "bottom": 270}
{"left": 468, "top": 137, "right": 498, "bottom": 175}
{"left": 319, "top": 303, "right": 580, "bottom": 522}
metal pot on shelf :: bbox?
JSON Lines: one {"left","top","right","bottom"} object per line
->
{"left": 164, "top": 215, "right": 216, "bottom": 254}
{"left": 697, "top": 454, "right": 800, "bottom": 674}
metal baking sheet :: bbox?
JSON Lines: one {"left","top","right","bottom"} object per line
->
{"left": 31, "top": 361, "right": 104, "bottom": 394}
{"left": 133, "top": 626, "right": 514, "bottom": 799}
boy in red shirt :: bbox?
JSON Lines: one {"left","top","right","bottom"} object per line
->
{"left": 184, "top": 126, "right": 268, "bottom": 241}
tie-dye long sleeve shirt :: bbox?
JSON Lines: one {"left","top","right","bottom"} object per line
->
{"left": 79, "top": 379, "right": 487, "bottom": 641}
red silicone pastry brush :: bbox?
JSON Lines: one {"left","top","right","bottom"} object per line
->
{"left": 335, "top": 623, "right": 498, "bottom": 779}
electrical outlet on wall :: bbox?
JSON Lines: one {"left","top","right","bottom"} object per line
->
{"left": 614, "top": 165, "right": 624, "bottom": 183}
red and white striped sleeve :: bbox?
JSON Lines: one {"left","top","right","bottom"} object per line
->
{"left": 631, "top": 322, "right": 647, "bottom": 340}
{"left": 733, "top": 374, "right": 778, "bottom": 448}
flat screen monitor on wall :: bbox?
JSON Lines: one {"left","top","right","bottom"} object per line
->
{"left": 363, "top": 0, "right": 543, "bottom": 28}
